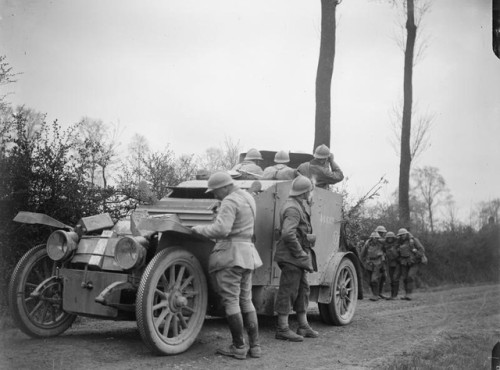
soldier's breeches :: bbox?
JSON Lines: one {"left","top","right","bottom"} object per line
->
{"left": 368, "top": 265, "right": 383, "bottom": 284}
{"left": 213, "top": 267, "right": 255, "bottom": 316}
{"left": 400, "top": 264, "right": 419, "bottom": 291}
{"left": 275, "top": 263, "right": 310, "bottom": 315}
{"left": 388, "top": 265, "right": 400, "bottom": 284}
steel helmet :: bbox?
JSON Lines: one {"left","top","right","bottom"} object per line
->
{"left": 313, "top": 144, "right": 331, "bottom": 159}
{"left": 274, "top": 150, "right": 290, "bottom": 164}
{"left": 196, "top": 169, "right": 210, "bottom": 180}
{"left": 205, "top": 171, "right": 234, "bottom": 193}
{"left": 375, "top": 225, "right": 387, "bottom": 233}
{"left": 397, "top": 228, "right": 409, "bottom": 236}
{"left": 385, "top": 231, "right": 396, "bottom": 239}
{"left": 370, "top": 231, "right": 380, "bottom": 239}
{"left": 289, "top": 175, "right": 313, "bottom": 196}
{"left": 244, "top": 148, "right": 263, "bottom": 161}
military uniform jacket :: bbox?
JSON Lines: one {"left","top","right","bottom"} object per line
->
{"left": 262, "top": 164, "right": 296, "bottom": 180}
{"left": 195, "top": 188, "right": 263, "bottom": 273}
{"left": 398, "top": 237, "right": 425, "bottom": 266}
{"left": 231, "top": 161, "right": 263, "bottom": 180}
{"left": 274, "top": 197, "right": 314, "bottom": 271}
{"left": 296, "top": 159, "right": 344, "bottom": 189}
{"left": 361, "top": 239, "right": 384, "bottom": 270}
{"left": 384, "top": 241, "right": 399, "bottom": 266}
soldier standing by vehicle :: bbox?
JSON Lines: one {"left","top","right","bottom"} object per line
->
{"left": 396, "top": 228, "right": 426, "bottom": 301}
{"left": 274, "top": 176, "right": 319, "bottom": 342}
{"left": 192, "top": 172, "right": 263, "bottom": 359}
{"left": 360, "top": 231, "right": 385, "bottom": 301}
{"left": 231, "top": 148, "right": 264, "bottom": 180}
{"left": 383, "top": 231, "right": 400, "bottom": 300}
{"left": 375, "top": 225, "right": 389, "bottom": 299}
{"left": 296, "top": 144, "right": 343, "bottom": 189}
{"left": 262, "top": 150, "right": 297, "bottom": 180}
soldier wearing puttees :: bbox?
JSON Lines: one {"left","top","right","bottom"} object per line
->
{"left": 297, "top": 144, "right": 343, "bottom": 189}
{"left": 396, "top": 228, "right": 426, "bottom": 301}
{"left": 360, "top": 232, "right": 385, "bottom": 301}
{"left": 262, "top": 150, "right": 297, "bottom": 180}
{"left": 192, "top": 171, "right": 263, "bottom": 359}
{"left": 231, "top": 148, "right": 264, "bottom": 180}
{"left": 274, "top": 175, "right": 319, "bottom": 342}
{"left": 383, "top": 231, "right": 401, "bottom": 300}
{"left": 375, "top": 225, "right": 389, "bottom": 300}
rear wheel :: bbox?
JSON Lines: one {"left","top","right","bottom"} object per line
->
{"left": 318, "top": 258, "right": 358, "bottom": 325}
{"left": 8, "top": 244, "right": 76, "bottom": 337}
{"left": 136, "top": 248, "right": 208, "bottom": 355}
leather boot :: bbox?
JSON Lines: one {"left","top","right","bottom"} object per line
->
{"left": 243, "top": 311, "right": 261, "bottom": 358}
{"left": 297, "top": 324, "right": 319, "bottom": 338}
{"left": 401, "top": 281, "right": 412, "bottom": 301}
{"left": 217, "top": 313, "right": 248, "bottom": 360}
{"left": 275, "top": 327, "right": 304, "bottom": 342}
{"left": 379, "top": 278, "right": 388, "bottom": 300}
{"left": 388, "top": 283, "right": 399, "bottom": 300}
{"left": 369, "top": 283, "right": 380, "bottom": 301}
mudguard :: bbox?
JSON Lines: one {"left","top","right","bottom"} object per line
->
{"left": 13, "top": 212, "right": 72, "bottom": 230}
{"left": 132, "top": 212, "right": 209, "bottom": 242}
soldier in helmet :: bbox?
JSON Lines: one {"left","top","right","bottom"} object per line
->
{"left": 192, "top": 171, "right": 263, "bottom": 359}
{"left": 262, "top": 150, "right": 297, "bottom": 180}
{"left": 296, "top": 144, "right": 343, "bottom": 189}
{"left": 274, "top": 175, "right": 319, "bottom": 342}
{"left": 375, "top": 225, "right": 389, "bottom": 299}
{"left": 396, "top": 228, "right": 426, "bottom": 300}
{"left": 231, "top": 148, "right": 264, "bottom": 180}
{"left": 360, "top": 231, "right": 385, "bottom": 301}
{"left": 383, "top": 231, "right": 401, "bottom": 300}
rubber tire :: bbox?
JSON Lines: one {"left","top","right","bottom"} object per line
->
{"left": 8, "top": 244, "right": 76, "bottom": 337}
{"left": 318, "top": 258, "right": 358, "bottom": 326}
{"left": 136, "top": 247, "right": 208, "bottom": 355}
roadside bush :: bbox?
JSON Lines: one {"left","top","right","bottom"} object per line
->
{"left": 419, "top": 225, "right": 499, "bottom": 287}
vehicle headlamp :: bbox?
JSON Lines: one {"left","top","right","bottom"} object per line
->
{"left": 47, "top": 230, "right": 79, "bottom": 261}
{"left": 114, "top": 236, "right": 147, "bottom": 270}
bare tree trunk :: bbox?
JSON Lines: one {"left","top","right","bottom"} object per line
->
{"left": 398, "top": 0, "right": 416, "bottom": 226}
{"left": 314, "top": 0, "right": 338, "bottom": 151}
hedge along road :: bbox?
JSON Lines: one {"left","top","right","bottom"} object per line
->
{"left": 1, "top": 283, "right": 498, "bottom": 370}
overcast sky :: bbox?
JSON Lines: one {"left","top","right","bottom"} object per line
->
{"left": 1, "top": 0, "right": 499, "bottom": 222}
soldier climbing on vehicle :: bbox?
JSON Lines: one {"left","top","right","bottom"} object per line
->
{"left": 296, "top": 144, "right": 343, "bottom": 189}
{"left": 262, "top": 150, "right": 297, "bottom": 180}
{"left": 231, "top": 148, "right": 264, "bottom": 180}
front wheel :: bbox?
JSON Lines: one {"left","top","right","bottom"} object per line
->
{"left": 136, "top": 247, "right": 208, "bottom": 355}
{"left": 8, "top": 244, "right": 76, "bottom": 337}
{"left": 318, "top": 258, "right": 358, "bottom": 326}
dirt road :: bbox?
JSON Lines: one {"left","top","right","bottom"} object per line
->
{"left": 1, "top": 283, "right": 498, "bottom": 370}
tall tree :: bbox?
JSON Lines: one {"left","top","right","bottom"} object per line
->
{"left": 398, "top": 0, "right": 417, "bottom": 226}
{"left": 314, "top": 0, "right": 341, "bottom": 150}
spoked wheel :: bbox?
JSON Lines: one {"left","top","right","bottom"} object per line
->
{"left": 8, "top": 244, "right": 76, "bottom": 337}
{"left": 136, "top": 247, "right": 208, "bottom": 355}
{"left": 318, "top": 258, "right": 358, "bottom": 326}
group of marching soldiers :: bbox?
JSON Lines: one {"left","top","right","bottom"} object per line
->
{"left": 360, "top": 225, "right": 427, "bottom": 301}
